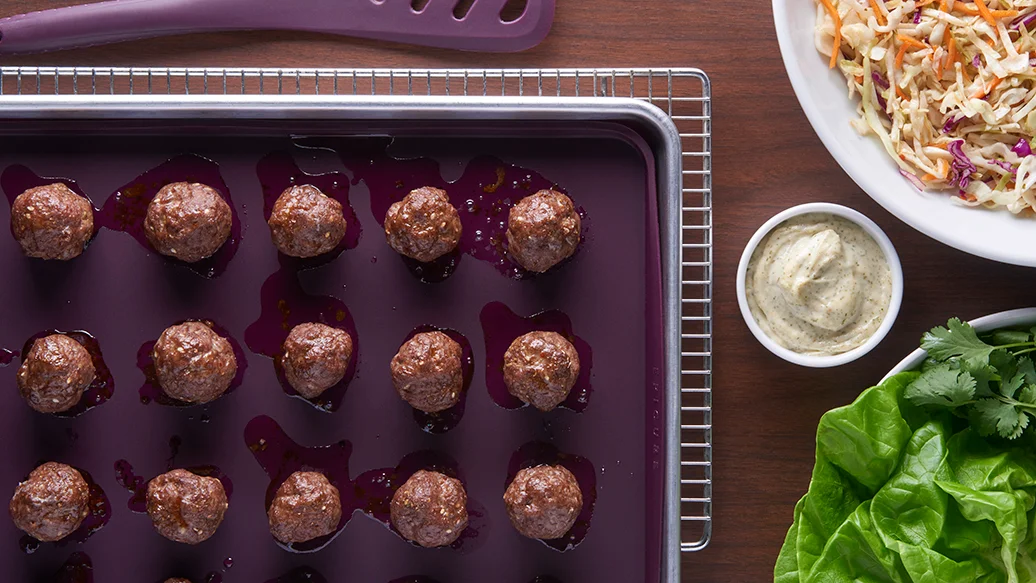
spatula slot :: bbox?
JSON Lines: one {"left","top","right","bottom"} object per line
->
{"left": 453, "top": 0, "right": 475, "bottom": 19}
{"left": 411, "top": 0, "right": 431, "bottom": 13}
{"left": 500, "top": 0, "right": 528, "bottom": 22}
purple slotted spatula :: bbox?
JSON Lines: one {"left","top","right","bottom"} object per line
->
{"left": 0, "top": 0, "right": 555, "bottom": 55}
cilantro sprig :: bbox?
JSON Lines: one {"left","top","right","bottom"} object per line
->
{"left": 904, "top": 318, "right": 1036, "bottom": 440}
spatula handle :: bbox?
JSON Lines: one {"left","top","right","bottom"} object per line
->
{"left": 0, "top": 0, "right": 214, "bottom": 55}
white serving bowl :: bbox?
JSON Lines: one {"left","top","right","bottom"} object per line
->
{"left": 736, "top": 202, "right": 904, "bottom": 367}
{"left": 883, "top": 307, "right": 1036, "bottom": 379}
{"left": 773, "top": 0, "right": 1036, "bottom": 267}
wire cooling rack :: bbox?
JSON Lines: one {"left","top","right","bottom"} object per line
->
{"left": 0, "top": 66, "right": 713, "bottom": 553}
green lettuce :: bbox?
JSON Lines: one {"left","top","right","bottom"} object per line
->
{"left": 775, "top": 372, "right": 1036, "bottom": 583}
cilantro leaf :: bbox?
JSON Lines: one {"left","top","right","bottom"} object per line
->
{"left": 1003, "top": 373, "right": 1026, "bottom": 400}
{"left": 1019, "top": 385, "right": 1036, "bottom": 405}
{"left": 1019, "top": 357, "right": 1036, "bottom": 385}
{"left": 922, "top": 318, "right": 996, "bottom": 365}
{"left": 904, "top": 365, "right": 976, "bottom": 408}
{"left": 961, "top": 360, "right": 996, "bottom": 398}
{"left": 990, "top": 330, "right": 1033, "bottom": 346}
{"left": 971, "top": 398, "right": 1025, "bottom": 439}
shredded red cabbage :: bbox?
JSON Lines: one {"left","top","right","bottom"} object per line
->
{"left": 947, "top": 140, "right": 977, "bottom": 189}
{"left": 1013, "top": 10, "right": 1036, "bottom": 29}
{"left": 1012, "top": 138, "right": 1033, "bottom": 157}
{"left": 913, "top": 9, "right": 921, "bottom": 23}
{"left": 989, "top": 159, "right": 1017, "bottom": 174}
{"left": 973, "top": 55, "right": 982, "bottom": 67}
{"left": 900, "top": 169, "right": 925, "bottom": 190}
{"left": 942, "top": 115, "right": 963, "bottom": 133}
{"left": 872, "top": 72, "right": 890, "bottom": 89}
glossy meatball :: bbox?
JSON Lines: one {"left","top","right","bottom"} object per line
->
{"left": 390, "top": 470, "right": 468, "bottom": 548}
{"left": 17, "top": 334, "right": 95, "bottom": 414}
{"left": 506, "top": 189, "right": 581, "bottom": 273}
{"left": 10, "top": 183, "right": 94, "bottom": 261}
{"left": 164, "top": 579, "right": 191, "bottom": 583}
{"left": 268, "top": 471, "right": 342, "bottom": 544}
{"left": 390, "top": 332, "right": 463, "bottom": 413}
{"left": 144, "top": 182, "right": 232, "bottom": 263}
{"left": 503, "top": 331, "right": 580, "bottom": 412}
{"left": 384, "top": 187, "right": 462, "bottom": 263}
{"left": 503, "top": 465, "right": 582, "bottom": 540}
{"left": 147, "top": 469, "right": 227, "bottom": 544}
{"left": 9, "top": 462, "right": 90, "bottom": 542}
{"left": 153, "top": 322, "right": 237, "bottom": 404}
{"left": 282, "top": 323, "right": 353, "bottom": 399}
{"left": 268, "top": 185, "right": 347, "bottom": 258}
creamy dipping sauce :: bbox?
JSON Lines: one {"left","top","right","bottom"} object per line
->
{"left": 745, "top": 213, "right": 892, "bottom": 356}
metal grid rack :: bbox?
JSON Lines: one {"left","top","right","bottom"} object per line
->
{"left": 0, "top": 66, "right": 713, "bottom": 553}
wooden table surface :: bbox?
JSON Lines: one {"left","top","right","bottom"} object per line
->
{"left": 7, "top": 1, "right": 1036, "bottom": 581}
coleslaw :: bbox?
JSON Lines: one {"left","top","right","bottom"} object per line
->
{"left": 814, "top": 0, "right": 1036, "bottom": 213}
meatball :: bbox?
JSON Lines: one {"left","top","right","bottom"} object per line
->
{"left": 503, "top": 465, "right": 582, "bottom": 540}
{"left": 267, "top": 471, "right": 342, "bottom": 544}
{"left": 164, "top": 579, "right": 191, "bottom": 583}
{"left": 17, "top": 334, "right": 95, "bottom": 414}
{"left": 144, "top": 182, "right": 232, "bottom": 263}
{"left": 503, "top": 331, "right": 580, "bottom": 412}
{"left": 384, "top": 186, "right": 462, "bottom": 263}
{"left": 153, "top": 322, "right": 237, "bottom": 404}
{"left": 506, "top": 189, "right": 581, "bottom": 273}
{"left": 147, "top": 469, "right": 227, "bottom": 544}
{"left": 390, "top": 332, "right": 463, "bottom": 413}
{"left": 10, "top": 183, "right": 94, "bottom": 261}
{"left": 9, "top": 462, "right": 90, "bottom": 542}
{"left": 268, "top": 185, "right": 347, "bottom": 258}
{"left": 390, "top": 470, "right": 468, "bottom": 548}
{"left": 281, "top": 323, "right": 353, "bottom": 399}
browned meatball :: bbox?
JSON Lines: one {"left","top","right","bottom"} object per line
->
{"left": 503, "top": 331, "right": 580, "bottom": 412}
{"left": 164, "top": 579, "right": 191, "bottom": 583}
{"left": 503, "top": 465, "right": 582, "bottom": 540}
{"left": 10, "top": 184, "right": 94, "bottom": 261}
{"left": 153, "top": 322, "right": 237, "bottom": 404}
{"left": 384, "top": 187, "right": 462, "bottom": 263}
{"left": 268, "top": 471, "right": 342, "bottom": 544}
{"left": 144, "top": 182, "right": 232, "bottom": 263}
{"left": 268, "top": 185, "right": 347, "bottom": 258}
{"left": 147, "top": 469, "right": 227, "bottom": 545}
{"left": 506, "top": 189, "right": 581, "bottom": 273}
{"left": 9, "top": 462, "right": 90, "bottom": 542}
{"left": 282, "top": 323, "right": 353, "bottom": 399}
{"left": 390, "top": 470, "right": 468, "bottom": 548}
{"left": 390, "top": 332, "right": 463, "bottom": 413}
{"left": 17, "top": 334, "right": 95, "bottom": 414}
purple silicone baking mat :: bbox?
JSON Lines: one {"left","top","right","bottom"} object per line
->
{"left": 0, "top": 120, "right": 665, "bottom": 583}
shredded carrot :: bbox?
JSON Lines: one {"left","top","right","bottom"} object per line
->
{"left": 895, "top": 43, "right": 910, "bottom": 69}
{"left": 929, "top": 143, "right": 949, "bottom": 150}
{"left": 948, "top": 34, "right": 957, "bottom": 66}
{"left": 972, "top": 76, "right": 1002, "bottom": 99}
{"left": 897, "top": 34, "right": 928, "bottom": 49}
{"left": 922, "top": 173, "right": 937, "bottom": 181}
{"left": 952, "top": 3, "right": 1017, "bottom": 17}
{"left": 936, "top": 159, "right": 949, "bottom": 178}
{"left": 918, "top": 0, "right": 938, "bottom": 6}
{"left": 973, "top": 0, "right": 998, "bottom": 25}
{"left": 818, "top": 0, "right": 842, "bottom": 69}
{"left": 896, "top": 84, "right": 910, "bottom": 100}
{"left": 869, "top": 0, "right": 888, "bottom": 24}
{"left": 940, "top": 0, "right": 948, "bottom": 11}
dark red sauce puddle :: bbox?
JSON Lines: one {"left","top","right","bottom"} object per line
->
{"left": 265, "top": 566, "right": 327, "bottom": 583}
{"left": 18, "top": 468, "right": 110, "bottom": 554}
{"left": 97, "top": 154, "right": 242, "bottom": 279}
{"left": 0, "top": 348, "right": 15, "bottom": 366}
{"left": 256, "top": 151, "right": 362, "bottom": 270}
{"left": 1, "top": 165, "right": 102, "bottom": 243}
{"left": 54, "top": 551, "right": 93, "bottom": 583}
{"left": 298, "top": 138, "right": 589, "bottom": 281}
{"left": 136, "top": 319, "right": 247, "bottom": 407}
{"left": 18, "top": 330, "right": 114, "bottom": 418}
{"left": 243, "top": 267, "right": 358, "bottom": 413}
{"left": 353, "top": 449, "right": 487, "bottom": 554}
{"left": 244, "top": 416, "right": 486, "bottom": 554}
{"left": 389, "top": 578, "right": 442, "bottom": 583}
{"left": 506, "top": 442, "right": 597, "bottom": 552}
{"left": 479, "top": 301, "right": 593, "bottom": 412}
{"left": 113, "top": 459, "right": 233, "bottom": 515}
{"left": 244, "top": 415, "right": 353, "bottom": 553}
{"left": 398, "top": 325, "right": 473, "bottom": 434}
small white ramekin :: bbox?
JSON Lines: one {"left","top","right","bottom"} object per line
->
{"left": 735, "top": 203, "right": 904, "bottom": 368}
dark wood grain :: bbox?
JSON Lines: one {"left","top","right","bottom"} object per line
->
{"left": 6, "top": 1, "right": 1036, "bottom": 581}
